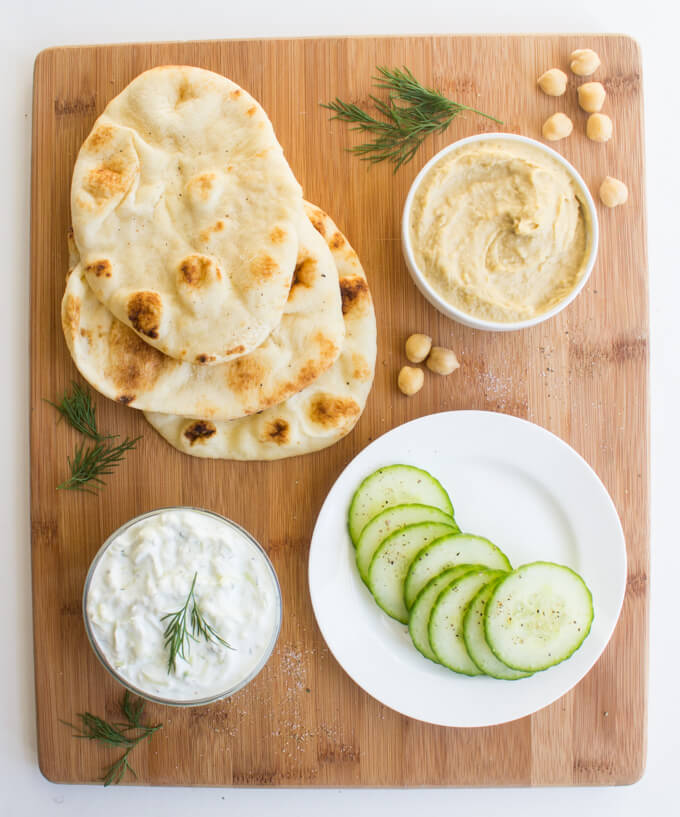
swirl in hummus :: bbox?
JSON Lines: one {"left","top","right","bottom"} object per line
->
{"left": 409, "top": 139, "right": 591, "bottom": 323}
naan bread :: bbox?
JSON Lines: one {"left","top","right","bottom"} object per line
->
{"left": 62, "top": 212, "right": 345, "bottom": 420}
{"left": 144, "top": 205, "right": 376, "bottom": 460}
{"left": 71, "top": 65, "right": 303, "bottom": 365}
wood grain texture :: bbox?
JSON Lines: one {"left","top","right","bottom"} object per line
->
{"left": 30, "top": 35, "right": 648, "bottom": 787}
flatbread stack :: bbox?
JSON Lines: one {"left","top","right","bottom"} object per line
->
{"left": 63, "top": 66, "right": 376, "bottom": 461}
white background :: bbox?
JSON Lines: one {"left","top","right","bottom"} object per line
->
{"left": 2, "top": 0, "right": 677, "bottom": 814}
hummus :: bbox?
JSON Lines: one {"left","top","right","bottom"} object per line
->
{"left": 409, "top": 139, "right": 591, "bottom": 323}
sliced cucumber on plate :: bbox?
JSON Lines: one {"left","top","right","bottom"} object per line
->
{"left": 367, "top": 521, "right": 455, "bottom": 623}
{"left": 484, "top": 562, "right": 594, "bottom": 672}
{"left": 408, "top": 565, "right": 483, "bottom": 663}
{"left": 403, "top": 533, "right": 511, "bottom": 610}
{"left": 348, "top": 465, "right": 453, "bottom": 546}
{"left": 463, "top": 579, "right": 532, "bottom": 680}
{"left": 429, "top": 568, "right": 507, "bottom": 676}
{"left": 355, "top": 504, "right": 458, "bottom": 584}
{"left": 345, "top": 463, "right": 594, "bottom": 680}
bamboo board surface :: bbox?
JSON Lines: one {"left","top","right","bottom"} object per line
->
{"left": 30, "top": 35, "right": 648, "bottom": 786}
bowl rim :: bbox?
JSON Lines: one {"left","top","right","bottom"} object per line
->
{"left": 82, "top": 506, "right": 282, "bottom": 708}
{"left": 401, "top": 131, "right": 600, "bottom": 332}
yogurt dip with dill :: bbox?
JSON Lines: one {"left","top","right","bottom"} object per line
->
{"left": 84, "top": 508, "right": 281, "bottom": 704}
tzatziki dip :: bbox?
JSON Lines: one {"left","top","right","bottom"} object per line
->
{"left": 84, "top": 508, "right": 281, "bottom": 704}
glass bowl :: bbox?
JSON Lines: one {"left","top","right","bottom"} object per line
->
{"left": 82, "top": 507, "right": 282, "bottom": 707}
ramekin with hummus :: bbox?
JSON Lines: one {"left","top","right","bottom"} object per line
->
{"left": 402, "top": 134, "right": 598, "bottom": 330}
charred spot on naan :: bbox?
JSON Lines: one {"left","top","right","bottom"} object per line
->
{"left": 186, "top": 172, "right": 217, "bottom": 201}
{"left": 225, "top": 344, "right": 245, "bottom": 357}
{"left": 269, "top": 226, "right": 287, "bottom": 244}
{"left": 176, "top": 77, "right": 199, "bottom": 106}
{"left": 226, "top": 356, "right": 267, "bottom": 394}
{"left": 351, "top": 353, "right": 372, "bottom": 381}
{"left": 229, "top": 89, "right": 242, "bottom": 100}
{"left": 199, "top": 220, "right": 225, "bottom": 242}
{"left": 106, "top": 322, "right": 168, "bottom": 397}
{"left": 329, "top": 231, "right": 345, "bottom": 250}
{"left": 178, "top": 254, "right": 221, "bottom": 287}
{"left": 246, "top": 106, "right": 257, "bottom": 117}
{"left": 62, "top": 294, "right": 81, "bottom": 341}
{"left": 340, "top": 275, "right": 370, "bottom": 316}
{"left": 289, "top": 333, "right": 339, "bottom": 386}
{"left": 249, "top": 254, "right": 279, "bottom": 282}
{"left": 266, "top": 333, "right": 340, "bottom": 407}
{"left": 262, "top": 419, "right": 290, "bottom": 445}
{"left": 84, "top": 155, "right": 136, "bottom": 201}
{"left": 85, "top": 259, "right": 112, "bottom": 278}
{"left": 288, "top": 256, "right": 317, "bottom": 300}
{"left": 307, "top": 208, "right": 327, "bottom": 237}
{"left": 183, "top": 420, "right": 217, "bottom": 445}
{"left": 84, "top": 125, "right": 115, "bottom": 152}
{"left": 127, "top": 291, "right": 162, "bottom": 339}
{"left": 308, "top": 393, "right": 361, "bottom": 430}
{"left": 195, "top": 353, "right": 217, "bottom": 364}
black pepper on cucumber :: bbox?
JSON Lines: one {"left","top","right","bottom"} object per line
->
{"left": 368, "top": 521, "right": 456, "bottom": 623}
{"left": 484, "top": 562, "right": 593, "bottom": 672}
{"left": 356, "top": 503, "right": 458, "bottom": 585}
{"left": 463, "top": 579, "right": 532, "bottom": 680}
{"left": 404, "top": 533, "right": 511, "bottom": 610}
{"left": 346, "top": 465, "right": 594, "bottom": 681}
{"left": 347, "top": 465, "right": 454, "bottom": 546}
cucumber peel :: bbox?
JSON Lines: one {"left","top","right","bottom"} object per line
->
{"left": 408, "top": 565, "right": 482, "bottom": 663}
{"left": 356, "top": 503, "right": 458, "bottom": 584}
{"left": 484, "top": 562, "right": 594, "bottom": 673}
{"left": 367, "top": 522, "right": 456, "bottom": 623}
{"left": 463, "top": 579, "right": 532, "bottom": 680}
{"left": 404, "top": 533, "right": 511, "bottom": 610}
{"left": 348, "top": 464, "right": 453, "bottom": 546}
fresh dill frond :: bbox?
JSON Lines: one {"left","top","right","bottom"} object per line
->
{"left": 46, "top": 381, "right": 107, "bottom": 441}
{"left": 161, "top": 572, "right": 234, "bottom": 675}
{"left": 57, "top": 436, "right": 141, "bottom": 494}
{"left": 62, "top": 690, "right": 162, "bottom": 786}
{"left": 322, "top": 65, "right": 502, "bottom": 170}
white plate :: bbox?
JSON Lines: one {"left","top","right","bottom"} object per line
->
{"left": 308, "top": 411, "right": 626, "bottom": 727}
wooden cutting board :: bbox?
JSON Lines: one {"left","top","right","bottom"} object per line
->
{"left": 30, "top": 35, "right": 648, "bottom": 786}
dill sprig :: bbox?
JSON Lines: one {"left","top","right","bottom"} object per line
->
{"left": 322, "top": 66, "right": 502, "bottom": 170}
{"left": 47, "top": 380, "right": 141, "bottom": 493}
{"left": 161, "top": 572, "right": 233, "bottom": 674}
{"left": 46, "top": 381, "right": 108, "bottom": 441}
{"left": 62, "top": 690, "right": 162, "bottom": 786}
{"left": 57, "top": 436, "right": 141, "bottom": 494}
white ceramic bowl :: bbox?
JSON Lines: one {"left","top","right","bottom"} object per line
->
{"left": 401, "top": 132, "right": 599, "bottom": 332}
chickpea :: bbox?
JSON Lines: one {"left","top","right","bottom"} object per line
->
{"left": 537, "top": 68, "right": 568, "bottom": 96}
{"left": 586, "top": 112, "right": 613, "bottom": 142}
{"left": 599, "top": 176, "right": 628, "bottom": 208}
{"left": 398, "top": 366, "right": 424, "bottom": 396}
{"left": 542, "top": 112, "right": 573, "bottom": 141}
{"left": 577, "top": 81, "right": 606, "bottom": 113}
{"left": 570, "top": 48, "right": 601, "bottom": 76}
{"left": 405, "top": 333, "right": 432, "bottom": 363}
{"left": 426, "top": 347, "right": 459, "bottom": 376}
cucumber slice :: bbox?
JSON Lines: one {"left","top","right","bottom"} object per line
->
{"left": 463, "top": 579, "right": 532, "bottom": 680}
{"left": 429, "top": 569, "right": 506, "bottom": 676}
{"left": 348, "top": 465, "right": 453, "bottom": 546}
{"left": 408, "top": 565, "right": 482, "bottom": 663}
{"left": 484, "top": 562, "right": 594, "bottom": 673}
{"left": 367, "top": 522, "right": 456, "bottom": 623}
{"left": 404, "top": 534, "right": 511, "bottom": 610}
{"left": 356, "top": 504, "right": 459, "bottom": 584}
